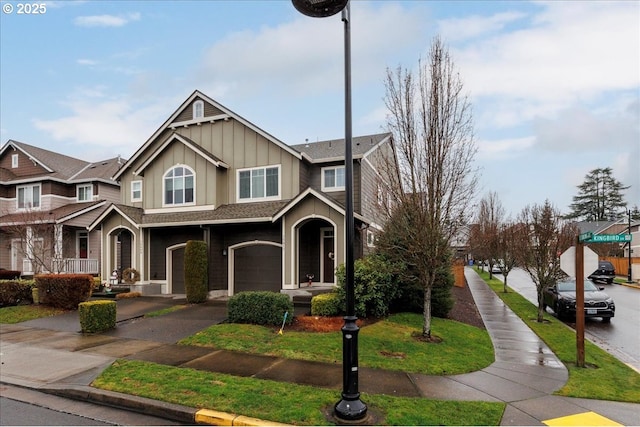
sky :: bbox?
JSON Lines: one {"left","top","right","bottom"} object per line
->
{"left": 1, "top": 0, "right": 638, "bottom": 218}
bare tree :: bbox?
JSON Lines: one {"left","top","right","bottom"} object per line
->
{"left": 496, "top": 221, "right": 520, "bottom": 293}
{"left": 378, "top": 36, "right": 479, "bottom": 339}
{"left": 475, "top": 192, "right": 505, "bottom": 279}
{"left": 1, "top": 208, "right": 67, "bottom": 274}
{"left": 514, "top": 201, "right": 578, "bottom": 322}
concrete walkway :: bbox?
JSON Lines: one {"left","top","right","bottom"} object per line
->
{"left": 1, "top": 269, "right": 639, "bottom": 425}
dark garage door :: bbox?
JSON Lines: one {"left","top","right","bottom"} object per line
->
{"left": 234, "top": 245, "right": 281, "bottom": 293}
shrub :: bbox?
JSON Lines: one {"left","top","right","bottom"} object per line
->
{"left": 79, "top": 300, "right": 116, "bottom": 333}
{"left": 115, "top": 291, "right": 142, "bottom": 299}
{"left": 311, "top": 292, "right": 341, "bottom": 316}
{"left": 335, "top": 254, "right": 400, "bottom": 318}
{"left": 389, "top": 262, "right": 454, "bottom": 318}
{"left": 228, "top": 291, "right": 293, "bottom": 326}
{"left": 36, "top": 274, "right": 93, "bottom": 310}
{"left": 0, "top": 280, "right": 34, "bottom": 306}
{"left": 184, "top": 240, "right": 208, "bottom": 303}
{"left": 0, "top": 270, "right": 21, "bottom": 280}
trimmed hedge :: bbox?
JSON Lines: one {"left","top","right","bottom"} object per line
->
{"left": 79, "top": 300, "right": 116, "bottom": 333}
{"left": 36, "top": 274, "right": 93, "bottom": 310}
{"left": 228, "top": 291, "right": 293, "bottom": 326}
{"left": 184, "top": 240, "right": 208, "bottom": 303}
{"left": 311, "top": 292, "right": 341, "bottom": 316}
{"left": 0, "top": 280, "right": 34, "bottom": 306}
{"left": 0, "top": 270, "right": 21, "bottom": 280}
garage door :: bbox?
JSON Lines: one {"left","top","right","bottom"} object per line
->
{"left": 234, "top": 245, "right": 281, "bottom": 293}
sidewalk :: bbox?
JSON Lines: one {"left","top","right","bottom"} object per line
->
{"left": 1, "top": 269, "right": 639, "bottom": 426}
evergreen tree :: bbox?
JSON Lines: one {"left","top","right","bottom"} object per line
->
{"left": 566, "top": 167, "right": 629, "bottom": 221}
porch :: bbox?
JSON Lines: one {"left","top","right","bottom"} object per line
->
{"left": 22, "top": 258, "right": 99, "bottom": 275}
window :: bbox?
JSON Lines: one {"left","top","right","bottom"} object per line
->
{"left": 17, "top": 184, "right": 41, "bottom": 209}
{"left": 367, "top": 230, "right": 376, "bottom": 247}
{"left": 11, "top": 154, "right": 18, "bottom": 168}
{"left": 193, "top": 100, "right": 204, "bottom": 119}
{"left": 131, "top": 180, "right": 142, "bottom": 202}
{"left": 164, "top": 166, "right": 194, "bottom": 206}
{"left": 238, "top": 165, "right": 280, "bottom": 202}
{"left": 321, "top": 166, "right": 345, "bottom": 191}
{"left": 77, "top": 184, "right": 93, "bottom": 202}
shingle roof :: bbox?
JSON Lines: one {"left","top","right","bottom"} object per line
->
{"left": 291, "top": 132, "right": 391, "bottom": 162}
{"left": 1, "top": 140, "right": 124, "bottom": 183}
{"left": 0, "top": 201, "right": 105, "bottom": 226}
{"left": 139, "top": 200, "right": 290, "bottom": 227}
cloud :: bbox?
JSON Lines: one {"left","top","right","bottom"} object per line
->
{"left": 477, "top": 136, "right": 535, "bottom": 160}
{"left": 74, "top": 12, "right": 141, "bottom": 28}
{"left": 194, "top": 2, "right": 425, "bottom": 100}
{"left": 32, "top": 87, "right": 169, "bottom": 158}
{"left": 438, "top": 11, "right": 526, "bottom": 42}
{"left": 76, "top": 59, "right": 98, "bottom": 66}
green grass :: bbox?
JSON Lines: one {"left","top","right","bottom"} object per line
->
{"left": 476, "top": 268, "right": 640, "bottom": 403}
{"left": 94, "top": 359, "right": 504, "bottom": 426}
{"left": 179, "top": 312, "right": 494, "bottom": 375}
{"left": 0, "top": 305, "right": 68, "bottom": 323}
{"left": 144, "top": 305, "right": 186, "bottom": 318}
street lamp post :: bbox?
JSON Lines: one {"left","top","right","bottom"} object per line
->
{"left": 291, "top": 0, "right": 367, "bottom": 421}
{"left": 628, "top": 209, "right": 633, "bottom": 283}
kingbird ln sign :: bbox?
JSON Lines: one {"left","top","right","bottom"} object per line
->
{"left": 579, "top": 232, "right": 631, "bottom": 243}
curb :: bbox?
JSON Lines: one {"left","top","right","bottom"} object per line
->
{"left": 41, "top": 384, "right": 291, "bottom": 426}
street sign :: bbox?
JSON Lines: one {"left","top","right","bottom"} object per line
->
{"left": 588, "top": 234, "right": 631, "bottom": 243}
{"left": 560, "top": 246, "right": 599, "bottom": 278}
{"left": 579, "top": 231, "right": 593, "bottom": 242}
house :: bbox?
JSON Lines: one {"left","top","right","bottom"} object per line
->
{"left": 89, "top": 90, "right": 395, "bottom": 296}
{"left": 0, "top": 140, "right": 123, "bottom": 275}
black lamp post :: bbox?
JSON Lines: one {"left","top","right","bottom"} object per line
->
{"left": 627, "top": 209, "right": 633, "bottom": 283}
{"left": 291, "top": 0, "right": 367, "bottom": 421}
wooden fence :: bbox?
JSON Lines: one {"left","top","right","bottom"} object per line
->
{"left": 601, "top": 256, "right": 640, "bottom": 277}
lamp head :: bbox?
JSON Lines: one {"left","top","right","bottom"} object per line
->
{"left": 292, "top": 0, "right": 348, "bottom": 17}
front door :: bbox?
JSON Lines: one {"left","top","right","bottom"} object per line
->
{"left": 77, "top": 231, "right": 88, "bottom": 258}
{"left": 321, "top": 228, "right": 335, "bottom": 284}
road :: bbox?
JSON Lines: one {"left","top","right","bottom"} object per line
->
{"left": 495, "top": 268, "right": 640, "bottom": 372}
{"left": 0, "top": 385, "right": 183, "bottom": 426}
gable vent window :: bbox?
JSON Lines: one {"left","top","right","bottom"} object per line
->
{"left": 164, "top": 165, "right": 195, "bottom": 206}
{"left": 77, "top": 184, "right": 93, "bottom": 202}
{"left": 11, "top": 154, "right": 18, "bottom": 168}
{"left": 193, "top": 100, "right": 204, "bottom": 120}
{"left": 237, "top": 165, "right": 280, "bottom": 202}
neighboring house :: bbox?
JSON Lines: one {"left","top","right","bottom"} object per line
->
{"left": 89, "top": 90, "right": 394, "bottom": 296}
{"left": 0, "top": 140, "right": 123, "bottom": 275}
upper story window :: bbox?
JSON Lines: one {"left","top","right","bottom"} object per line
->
{"left": 11, "top": 154, "right": 18, "bottom": 168}
{"left": 193, "top": 100, "right": 204, "bottom": 120}
{"left": 164, "top": 165, "right": 194, "bottom": 206}
{"left": 77, "top": 184, "right": 93, "bottom": 202}
{"left": 17, "top": 184, "right": 41, "bottom": 209}
{"left": 131, "top": 180, "right": 142, "bottom": 202}
{"left": 237, "top": 165, "right": 280, "bottom": 202}
{"left": 321, "top": 165, "right": 345, "bottom": 192}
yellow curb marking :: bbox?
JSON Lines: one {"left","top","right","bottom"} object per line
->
{"left": 543, "top": 411, "right": 622, "bottom": 426}
{"left": 195, "top": 409, "right": 292, "bottom": 426}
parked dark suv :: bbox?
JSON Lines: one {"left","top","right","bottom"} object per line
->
{"left": 588, "top": 260, "right": 615, "bottom": 284}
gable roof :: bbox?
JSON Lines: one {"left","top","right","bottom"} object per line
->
{"left": 0, "top": 140, "right": 123, "bottom": 185}
{"left": 272, "top": 187, "right": 367, "bottom": 224}
{"left": 133, "top": 132, "right": 229, "bottom": 176}
{"left": 114, "top": 90, "right": 302, "bottom": 181}
{"left": 291, "top": 133, "right": 391, "bottom": 163}
{"left": 89, "top": 200, "right": 290, "bottom": 231}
